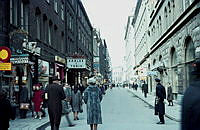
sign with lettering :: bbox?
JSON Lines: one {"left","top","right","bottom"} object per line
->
{"left": 55, "top": 56, "right": 66, "bottom": 64}
{"left": 0, "top": 63, "right": 12, "bottom": 71}
{"left": 10, "top": 54, "right": 29, "bottom": 64}
{"left": 67, "top": 58, "right": 86, "bottom": 69}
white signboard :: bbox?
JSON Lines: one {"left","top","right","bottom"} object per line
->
{"left": 67, "top": 58, "right": 86, "bottom": 69}
{"left": 10, "top": 56, "right": 29, "bottom": 64}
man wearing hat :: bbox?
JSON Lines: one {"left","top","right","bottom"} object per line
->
{"left": 155, "top": 78, "right": 166, "bottom": 124}
{"left": 45, "top": 76, "right": 66, "bottom": 130}
{"left": 181, "top": 60, "right": 200, "bottom": 130}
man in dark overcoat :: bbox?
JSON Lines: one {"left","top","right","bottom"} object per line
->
{"left": 0, "top": 89, "right": 15, "bottom": 130}
{"left": 46, "top": 76, "right": 66, "bottom": 130}
{"left": 181, "top": 60, "right": 200, "bottom": 130}
{"left": 142, "top": 81, "right": 148, "bottom": 98}
{"left": 19, "top": 85, "right": 29, "bottom": 118}
{"left": 155, "top": 78, "right": 166, "bottom": 124}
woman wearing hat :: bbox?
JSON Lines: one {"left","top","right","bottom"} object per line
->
{"left": 83, "top": 77, "right": 103, "bottom": 130}
{"left": 32, "top": 84, "right": 43, "bottom": 119}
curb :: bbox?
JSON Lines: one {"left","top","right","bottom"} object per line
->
{"left": 36, "top": 122, "right": 50, "bottom": 130}
{"left": 127, "top": 89, "right": 181, "bottom": 122}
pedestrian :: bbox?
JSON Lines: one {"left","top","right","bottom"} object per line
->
{"left": 78, "top": 83, "right": 85, "bottom": 95}
{"left": 19, "top": 84, "right": 29, "bottom": 119}
{"left": 142, "top": 81, "right": 148, "bottom": 98}
{"left": 0, "top": 89, "right": 16, "bottom": 130}
{"left": 181, "top": 60, "right": 200, "bottom": 130}
{"left": 62, "top": 83, "right": 75, "bottom": 127}
{"left": 132, "top": 82, "right": 135, "bottom": 90}
{"left": 45, "top": 76, "right": 66, "bottom": 130}
{"left": 155, "top": 78, "right": 166, "bottom": 124}
{"left": 99, "top": 85, "right": 105, "bottom": 95}
{"left": 167, "top": 83, "right": 173, "bottom": 106}
{"left": 40, "top": 83, "right": 47, "bottom": 117}
{"left": 71, "top": 85, "right": 82, "bottom": 120}
{"left": 32, "top": 84, "right": 43, "bottom": 119}
{"left": 135, "top": 83, "right": 138, "bottom": 91}
{"left": 83, "top": 77, "right": 103, "bottom": 130}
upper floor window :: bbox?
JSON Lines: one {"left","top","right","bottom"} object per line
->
{"left": 10, "top": 0, "right": 18, "bottom": 26}
{"left": 69, "top": 16, "right": 72, "bottom": 30}
{"left": 54, "top": 0, "right": 58, "bottom": 13}
{"left": 61, "top": 4, "right": 64, "bottom": 20}
{"left": 36, "top": 15, "right": 41, "bottom": 40}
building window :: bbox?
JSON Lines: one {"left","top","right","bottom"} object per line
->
{"left": 48, "top": 25, "right": 52, "bottom": 45}
{"left": 78, "top": 28, "right": 81, "bottom": 40}
{"left": 61, "top": 35, "right": 64, "bottom": 53}
{"left": 10, "top": 0, "right": 13, "bottom": 24}
{"left": 20, "top": 2, "right": 24, "bottom": 29}
{"left": 43, "top": 19, "right": 47, "bottom": 43}
{"left": 159, "top": 16, "right": 162, "bottom": 34}
{"left": 36, "top": 15, "right": 41, "bottom": 40}
{"left": 54, "top": 0, "right": 58, "bottom": 13}
{"left": 69, "top": 15, "right": 72, "bottom": 30}
{"left": 13, "top": 0, "right": 18, "bottom": 26}
{"left": 61, "top": 4, "right": 64, "bottom": 20}
{"left": 24, "top": 5, "right": 28, "bottom": 32}
{"left": 164, "top": 7, "right": 167, "bottom": 29}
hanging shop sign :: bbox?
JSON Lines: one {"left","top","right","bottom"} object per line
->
{"left": 67, "top": 58, "right": 86, "bottom": 69}
{"left": 0, "top": 46, "right": 11, "bottom": 62}
{"left": 55, "top": 56, "right": 66, "bottom": 64}
{"left": 10, "top": 54, "right": 29, "bottom": 64}
{"left": 0, "top": 63, "right": 12, "bottom": 71}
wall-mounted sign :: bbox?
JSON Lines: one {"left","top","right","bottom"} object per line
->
{"left": 0, "top": 46, "right": 11, "bottom": 62}
{"left": 10, "top": 54, "right": 29, "bottom": 64}
{"left": 55, "top": 56, "right": 66, "bottom": 64}
{"left": 38, "top": 59, "right": 49, "bottom": 77}
{"left": 0, "top": 63, "right": 12, "bottom": 71}
{"left": 67, "top": 58, "right": 86, "bottom": 69}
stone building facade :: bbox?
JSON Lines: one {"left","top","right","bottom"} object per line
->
{"left": 124, "top": 16, "right": 136, "bottom": 84}
{"left": 133, "top": 0, "right": 200, "bottom": 99}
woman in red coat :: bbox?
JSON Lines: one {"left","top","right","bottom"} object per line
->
{"left": 32, "top": 84, "right": 43, "bottom": 119}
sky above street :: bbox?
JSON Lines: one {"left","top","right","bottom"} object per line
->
{"left": 82, "top": 0, "right": 136, "bottom": 67}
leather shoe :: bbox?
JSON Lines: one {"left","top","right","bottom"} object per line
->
{"left": 68, "top": 124, "right": 75, "bottom": 127}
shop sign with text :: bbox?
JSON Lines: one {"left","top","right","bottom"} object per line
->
{"left": 10, "top": 54, "right": 29, "bottom": 64}
{"left": 67, "top": 58, "right": 86, "bottom": 69}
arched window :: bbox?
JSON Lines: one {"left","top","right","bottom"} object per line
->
{"left": 168, "top": 2, "right": 171, "bottom": 26}
{"left": 185, "top": 37, "right": 195, "bottom": 62}
{"left": 153, "top": 59, "right": 156, "bottom": 66}
{"left": 170, "top": 47, "right": 178, "bottom": 95}
{"left": 35, "top": 7, "right": 41, "bottom": 40}
{"left": 171, "top": 47, "right": 177, "bottom": 66}
{"left": 184, "top": 36, "right": 195, "bottom": 89}
{"left": 164, "top": 7, "right": 168, "bottom": 29}
{"left": 159, "top": 16, "right": 162, "bottom": 34}
{"left": 159, "top": 55, "right": 162, "bottom": 61}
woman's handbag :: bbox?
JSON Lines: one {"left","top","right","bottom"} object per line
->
{"left": 62, "top": 100, "right": 71, "bottom": 114}
{"left": 20, "top": 103, "right": 30, "bottom": 110}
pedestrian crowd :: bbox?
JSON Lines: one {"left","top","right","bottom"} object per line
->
{"left": 1, "top": 59, "right": 200, "bottom": 130}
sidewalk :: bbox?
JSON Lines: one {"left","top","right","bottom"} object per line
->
{"left": 9, "top": 110, "right": 50, "bottom": 130}
{"left": 127, "top": 88, "right": 181, "bottom": 122}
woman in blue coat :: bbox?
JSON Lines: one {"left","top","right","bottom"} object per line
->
{"left": 83, "top": 77, "right": 103, "bottom": 130}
